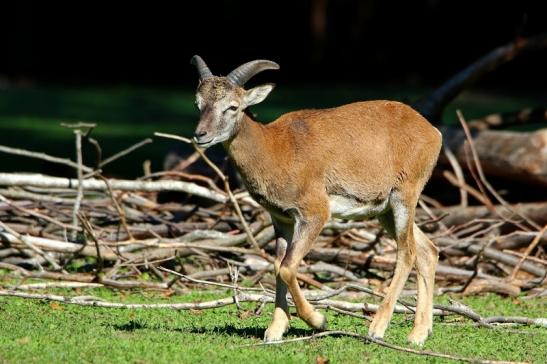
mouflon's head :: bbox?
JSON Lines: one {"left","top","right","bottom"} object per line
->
{"left": 191, "top": 55, "right": 279, "bottom": 148}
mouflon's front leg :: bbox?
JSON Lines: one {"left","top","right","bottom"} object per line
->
{"left": 278, "top": 198, "right": 329, "bottom": 330}
{"left": 264, "top": 219, "right": 293, "bottom": 342}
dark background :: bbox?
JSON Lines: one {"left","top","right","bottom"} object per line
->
{"left": 2, "top": 0, "right": 547, "bottom": 87}
{"left": 0, "top": 0, "right": 545, "bottom": 195}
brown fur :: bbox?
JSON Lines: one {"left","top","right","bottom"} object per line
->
{"left": 226, "top": 101, "right": 440, "bottom": 218}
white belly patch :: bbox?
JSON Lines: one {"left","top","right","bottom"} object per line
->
{"left": 329, "top": 194, "right": 390, "bottom": 220}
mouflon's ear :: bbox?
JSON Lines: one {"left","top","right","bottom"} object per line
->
{"left": 243, "top": 83, "right": 275, "bottom": 108}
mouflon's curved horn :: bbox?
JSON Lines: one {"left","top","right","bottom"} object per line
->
{"left": 226, "top": 59, "right": 279, "bottom": 86}
{"left": 190, "top": 55, "right": 213, "bottom": 80}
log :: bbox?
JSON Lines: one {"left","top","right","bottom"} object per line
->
{"left": 440, "top": 127, "right": 547, "bottom": 187}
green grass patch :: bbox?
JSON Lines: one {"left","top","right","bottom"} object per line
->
{"left": 0, "top": 286, "right": 545, "bottom": 364}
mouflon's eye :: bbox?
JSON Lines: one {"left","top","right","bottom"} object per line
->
{"left": 227, "top": 105, "right": 238, "bottom": 112}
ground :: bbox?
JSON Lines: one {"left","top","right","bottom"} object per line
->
{"left": 0, "top": 284, "right": 545, "bottom": 364}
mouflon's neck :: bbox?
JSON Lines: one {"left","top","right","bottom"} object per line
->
{"left": 223, "top": 113, "right": 274, "bottom": 183}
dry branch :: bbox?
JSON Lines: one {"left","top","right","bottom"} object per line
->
{"left": 427, "top": 202, "right": 547, "bottom": 227}
{"left": 241, "top": 330, "right": 526, "bottom": 364}
{"left": 0, "top": 173, "right": 227, "bottom": 203}
{"left": 0, "top": 144, "right": 94, "bottom": 173}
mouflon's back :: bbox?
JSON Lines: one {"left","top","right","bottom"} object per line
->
{"left": 263, "top": 100, "right": 442, "bottom": 198}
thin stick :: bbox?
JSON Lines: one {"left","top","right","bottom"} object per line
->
{"left": 0, "top": 144, "right": 93, "bottom": 173}
{"left": 87, "top": 136, "right": 103, "bottom": 170}
{"left": 462, "top": 135, "right": 494, "bottom": 209}
{"left": 60, "top": 122, "right": 97, "bottom": 129}
{"left": 1, "top": 276, "right": 543, "bottom": 328}
{"left": 237, "top": 330, "right": 522, "bottom": 364}
{"left": 154, "top": 132, "right": 264, "bottom": 254}
{"left": 460, "top": 241, "right": 490, "bottom": 294}
{"left": 0, "top": 289, "right": 273, "bottom": 310}
{"left": 158, "top": 266, "right": 268, "bottom": 292}
{"left": 443, "top": 146, "right": 468, "bottom": 207}
{"left": 97, "top": 175, "right": 134, "bottom": 241}
{"left": 99, "top": 138, "right": 153, "bottom": 168}
{"left": 175, "top": 150, "right": 201, "bottom": 171}
{"left": 509, "top": 224, "right": 547, "bottom": 281}
{"left": 191, "top": 141, "right": 263, "bottom": 253}
{"left": 71, "top": 130, "right": 84, "bottom": 241}
{"left": 154, "top": 132, "right": 192, "bottom": 144}
{"left": 77, "top": 213, "right": 104, "bottom": 276}
{"left": 139, "top": 170, "right": 226, "bottom": 195}
{"left": 11, "top": 282, "right": 104, "bottom": 290}
{"left": 442, "top": 170, "right": 490, "bottom": 206}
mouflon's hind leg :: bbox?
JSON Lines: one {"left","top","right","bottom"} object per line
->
{"left": 278, "top": 196, "right": 329, "bottom": 330}
{"left": 368, "top": 191, "right": 417, "bottom": 340}
{"left": 264, "top": 219, "right": 293, "bottom": 342}
{"left": 408, "top": 224, "right": 438, "bottom": 345}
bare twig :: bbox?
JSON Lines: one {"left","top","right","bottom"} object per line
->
{"left": 237, "top": 330, "right": 524, "bottom": 364}
{"left": 159, "top": 266, "right": 269, "bottom": 292}
{"left": 192, "top": 140, "right": 263, "bottom": 253}
{"left": 442, "top": 170, "right": 490, "bottom": 206}
{"left": 77, "top": 213, "right": 103, "bottom": 276}
{"left": 0, "top": 144, "right": 93, "bottom": 173}
{"left": 100, "top": 138, "right": 153, "bottom": 168}
{"left": 0, "top": 289, "right": 274, "bottom": 309}
{"left": 71, "top": 129, "right": 84, "bottom": 240}
{"left": 11, "top": 282, "right": 104, "bottom": 290}
{"left": 443, "top": 146, "right": 468, "bottom": 207}
{"left": 509, "top": 224, "right": 547, "bottom": 281}
{"left": 97, "top": 175, "right": 134, "bottom": 241}
{"left": 153, "top": 132, "right": 265, "bottom": 255}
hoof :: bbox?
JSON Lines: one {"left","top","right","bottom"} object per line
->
{"left": 303, "top": 311, "right": 327, "bottom": 330}
{"left": 263, "top": 330, "right": 284, "bottom": 343}
{"left": 407, "top": 328, "right": 432, "bottom": 346}
{"left": 264, "top": 313, "right": 289, "bottom": 343}
{"left": 368, "top": 320, "right": 387, "bottom": 340}
{"left": 264, "top": 325, "right": 288, "bottom": 343}
{"left": 367, "top": 330, "right": 385, "bottom": 341}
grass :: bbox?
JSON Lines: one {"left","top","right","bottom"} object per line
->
{"left": 1, "top": 84, "right": 545, "bottom": 178}
{"left": 0, "top": 283, "right": 545, "bottom": 364}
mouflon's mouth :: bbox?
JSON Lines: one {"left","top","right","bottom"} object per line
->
{"left": 193, "top": 136, "right": 216, "bottom": 148}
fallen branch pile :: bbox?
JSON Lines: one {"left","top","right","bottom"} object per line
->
{"left": 0, "top": 122, "right": 544, "bottom": 301}
{"left": 0, "top": 117, "right": 544, "bottom": 364}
